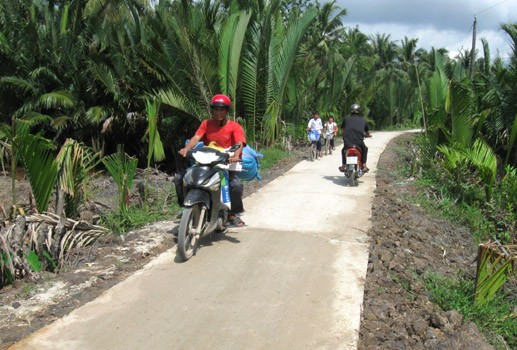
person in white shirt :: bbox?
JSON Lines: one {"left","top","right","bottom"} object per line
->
{"left": 324, "top": 116, "right": 338, "bottom": 150}
{"left": 307, "top": 111, "right": 323, "bottom": 157}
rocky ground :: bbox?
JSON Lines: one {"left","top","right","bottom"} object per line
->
{"left": 0, "top": 134, "right": 496, "bottom": 349}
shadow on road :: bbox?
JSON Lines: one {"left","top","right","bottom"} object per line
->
{"left": 322, "top": 175, "right": 365, "bottom": 186}
{"left": 174, "top": 232, "right": 241, "bottom": 263}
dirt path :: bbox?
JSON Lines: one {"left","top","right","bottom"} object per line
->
{"left": 0, "top": 132, "right": 494, "bottom": 349}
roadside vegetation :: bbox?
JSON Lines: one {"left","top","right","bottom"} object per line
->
{"left": 0, "top": 0, "right": 515, "bottom": 346}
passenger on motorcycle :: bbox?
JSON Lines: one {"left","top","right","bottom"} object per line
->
{"left": 307, "top": 111, "right": 323, "bottom": 157}
{"left": 177, "top": 94, "right": 247, "bottom": 227}
{"left": 339, "top": 104, "right": 371, "bottom": 173}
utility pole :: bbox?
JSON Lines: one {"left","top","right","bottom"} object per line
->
{"left": 470, "top": 15, "right": 477, "bottom": 79}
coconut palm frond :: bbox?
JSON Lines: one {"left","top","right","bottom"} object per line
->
{"left": 145, "top": 98, "right": 165, "bottom": 163}
{"left": 262, "top": 101, "right": 281, "bottom": 145}
{"left": 241, "top": 22, "right": 261, "bottom": 144}
{"left": 467, "top": 139, "right": 497, "bottom": 191}
{"left": 51, "top": 115, "right": 74, "bottom": 130}
{"left": 156, "top": 88, "right": 204, "bottom": 120}
{"left": 85, "top": 106, "right": 110, "bottom": 124}
{"left": 448, "top": 80, "right": 474, "bottom": 148}
{"left": 272, "top": 8, "right": 317, "bottom": 101}
{"left": 506, "top": 113, "right": 517, "bottom": 164}
{"left": 474, "top": 241, "right": 516, "bottom": 306}
{"left": 437, "top": 144, "right": 465, "bottom": 171}
{"left": 29, "top": 67, "right": 60, "bottom": 85}
{"left": 16, "top": 133, "right": 58, "bottom": 213}
{"left": 56, "top": 139, "right": 100, "bottom": 198}
{"left": 89, "top": 63, "right": 120, "bottom": 98}
{"left": 38, "top": 91, "right": 76, "bottom": 109}
{"left": 0, "top": 76, "right": 37, "bottom": 96}
{"left": 102, "top": 146, "right": 138, "bottom": 212}
{"left": 23, "top": 112, "right": 53, "bottom": 127}
{"left": 218, "top": 10, "right": 251, "bottom": 100}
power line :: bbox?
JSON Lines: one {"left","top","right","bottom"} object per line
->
{"left": 475, "top": 0, "right": 510, "bottom": 15}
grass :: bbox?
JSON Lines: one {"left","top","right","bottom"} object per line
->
{"left": 258, "top": 146, "right": 290, "bottom": 171}
{"left": 390, "top": 134, "right": 517, "bottom": 349}
{"left": 99, "top": 184, "right": 180, "bottom": 235}
{"left": 424, "top": 272, "right": 516, "bottom": 349}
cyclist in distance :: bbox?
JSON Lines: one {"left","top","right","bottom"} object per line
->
{"left": 307, "top": 111, "right": 323, "bottom": 157}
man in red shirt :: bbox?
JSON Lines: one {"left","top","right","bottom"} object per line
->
{"left": 178, "top": 94, "right": 246, "bottom": 226}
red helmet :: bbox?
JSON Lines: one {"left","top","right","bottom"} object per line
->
{"left": 210, "top": 94, "right": 231, "bottom": 109}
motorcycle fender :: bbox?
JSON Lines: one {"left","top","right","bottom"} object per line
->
{"left": 184, "top": 189, "right": 211, "bottom": 208}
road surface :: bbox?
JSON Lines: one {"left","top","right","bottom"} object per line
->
{"left": 11, "top": 131, "right": 413, "bottom": 350}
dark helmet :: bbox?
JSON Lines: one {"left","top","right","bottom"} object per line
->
{"left": 350, "top": 104, "right": 362, "bottom": 115}
{"left": 210, "top": 94, "right": 231, "bottom": 109}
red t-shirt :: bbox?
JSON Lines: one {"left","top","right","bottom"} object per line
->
{"left": 195, "top": 119, "right": 246, "bottom": 148}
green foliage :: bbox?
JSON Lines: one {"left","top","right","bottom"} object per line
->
{"left": 1, "top": 252, "right": 14, "bottom": 286}
{"left": 42, "top": 250, "right": 57, "bottom": 272}
{"left": 16, "top": 131, "right": 58, "bottom": 213}
{"left": 474, "top": 243, "right": 515, "bottom": 307}
{"left": 425, "top": 272, "right": 516, "bottom": 349}
{"left": 101, "top": 146, "right": 138, "bottom": 213}
{"left": 24, "top": 250, "right": 42, "bottom": 273}
{"left": 258, "top": 146, "right": 289, "bottom": 171}
{"left": 100, "top": 183, "right": 179, "bottom": 235}
{"left": 55, "top": 139, "right": 101, "bottom": 218}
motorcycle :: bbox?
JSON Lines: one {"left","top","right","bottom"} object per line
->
{"left": 342, "top": 145, "right": 364, "bottom": 186}
{"left": 177, "top": 145, "right": 242, "bottom": 261}
{"left": 340, "top": 134, "right": 371, "bottom": 186}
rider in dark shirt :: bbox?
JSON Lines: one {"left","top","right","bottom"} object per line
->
{"left": 340, "top": 104, "right": 370, "bottom": 173}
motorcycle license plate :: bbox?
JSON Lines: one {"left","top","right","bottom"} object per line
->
{"left": 346, "top": 156, "right": 358, "bottom": 165}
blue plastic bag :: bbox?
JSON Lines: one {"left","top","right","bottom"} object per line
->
{"left": 238, "top": 145, "right": 264, "bottom": 181}
{"left": 308, "top": 130, "right": 320, "bottom": 141}
{"left": 185, "top": 140, "right": 205, "bottom": 149}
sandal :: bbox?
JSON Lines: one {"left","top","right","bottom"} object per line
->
{"left": 338, "top": 166, "right": 346, "bottom": 172}
{"left": 228, "top": 215, "right": 246, "bottom": 227}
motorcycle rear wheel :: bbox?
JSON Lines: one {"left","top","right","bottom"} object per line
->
{"left": 346, "top": 167, "right": 358, "bottom": 186}
{"left": 178, "top": 204, "right": 205, "bottom": 261}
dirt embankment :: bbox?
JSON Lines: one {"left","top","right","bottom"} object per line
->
{"left": 358, "top": 134, "right": 494, "bottom": 350}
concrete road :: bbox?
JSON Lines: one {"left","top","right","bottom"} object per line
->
{"left": 11, "top": 131, "right": 413, "bottom": 350}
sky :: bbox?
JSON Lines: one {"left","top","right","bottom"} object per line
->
{"left": 335, "top": 0, "right": 517, "bottom": 61}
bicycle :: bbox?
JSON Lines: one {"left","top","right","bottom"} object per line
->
{"left": 323, "top": 131, "right": 333, "bottom": 156}
{"left": 307, "top": 130, "right": 320, "bottom": 161}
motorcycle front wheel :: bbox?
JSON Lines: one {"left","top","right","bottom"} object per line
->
{"left": 178, "top": 204, "right": 205, "bottom": 261}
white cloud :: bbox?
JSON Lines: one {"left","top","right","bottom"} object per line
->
{"left": 335, "top": 0, "right": 517, "bottom": 60}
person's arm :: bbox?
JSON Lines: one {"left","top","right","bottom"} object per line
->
{"left": 228, "top": 141, "right": 244, "bottom": 163}
{"left": 179, "top": 135, "right": 202, "bottom": 157}
{"left": 228, "top": 122, "right": 246, "bottom": 163}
